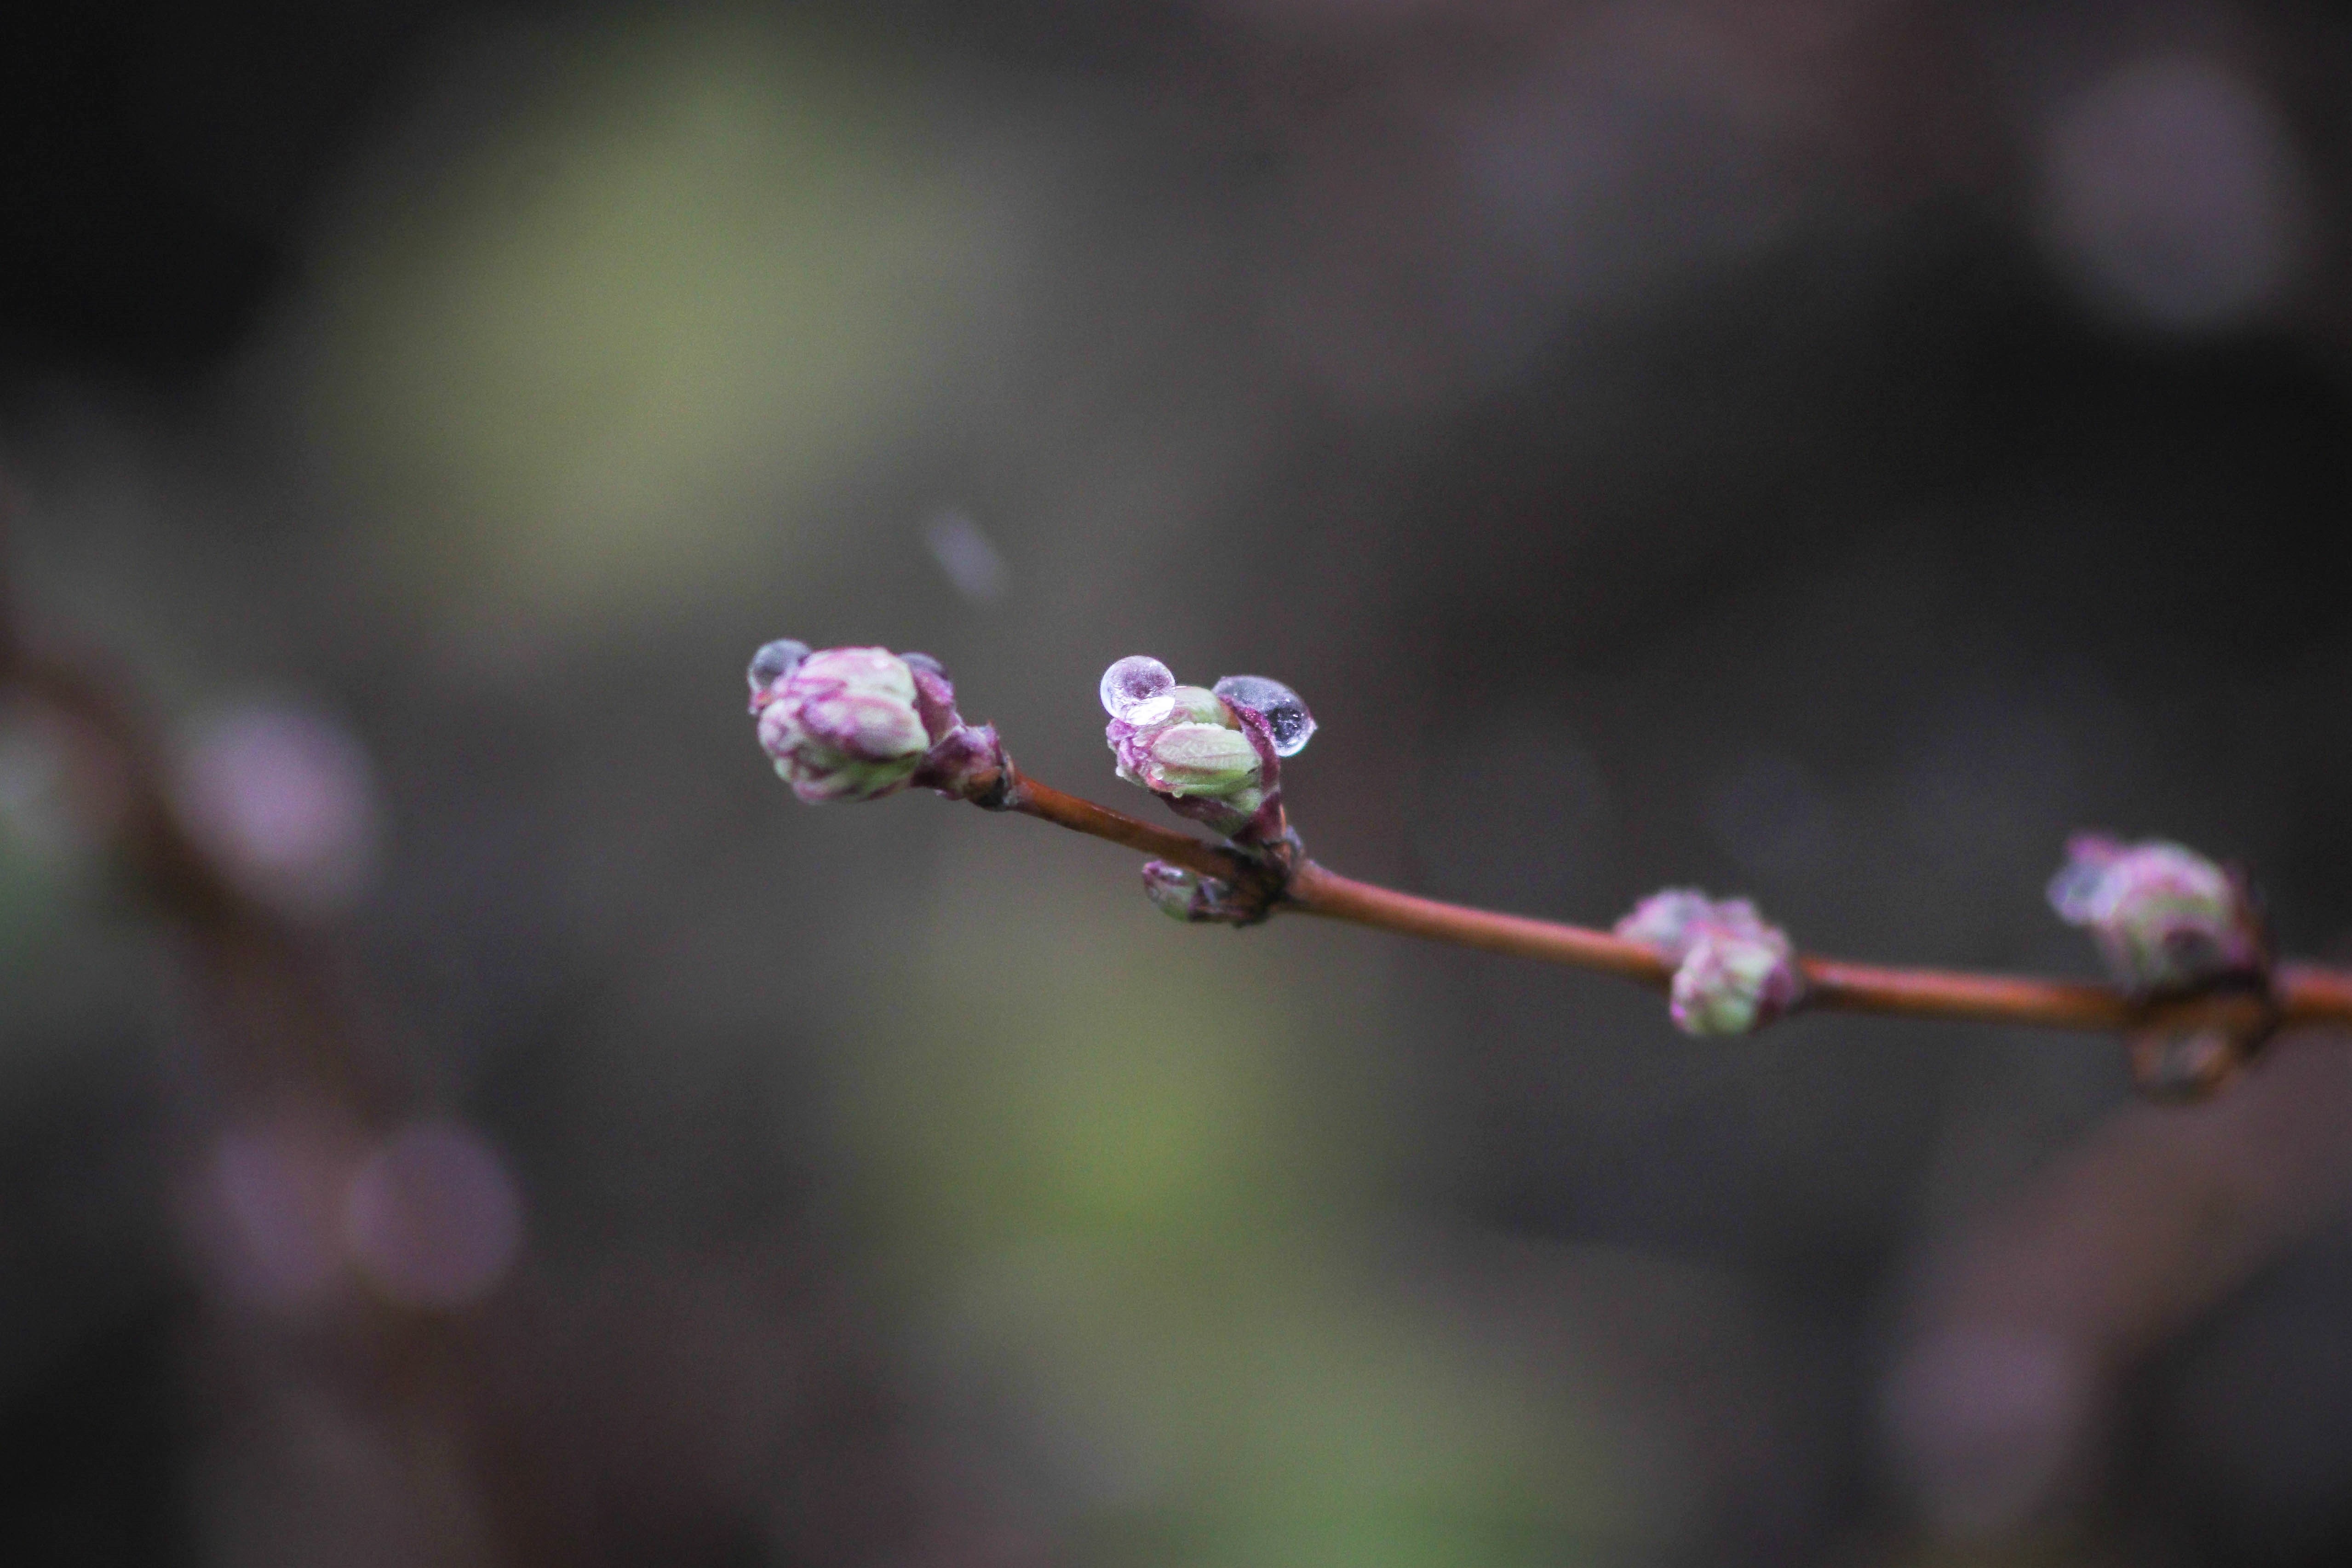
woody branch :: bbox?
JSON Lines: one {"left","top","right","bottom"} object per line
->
{"left": 745, "top": 640, "right": 2349, "bottom": 1101}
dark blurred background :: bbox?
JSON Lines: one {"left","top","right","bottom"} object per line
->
{"left": 3, "top": 1, "right": 2351, "bottom": 1564}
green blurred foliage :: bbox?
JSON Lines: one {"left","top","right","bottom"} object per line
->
{"left": 303, "top": 13, "right": 1019, "bottom": 633}
{"left": 830, "top": 862, "right": 1644, "bottom": 1563}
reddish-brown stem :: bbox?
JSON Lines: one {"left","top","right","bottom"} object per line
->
{"left": 990, "top": 765, "right": 2352, "bottom": 1036}
{"left": 1795, "top": 958, "right": 2130, "bottom": 1028}
{"left": 1005, "top": 772, "right": 1251, "bottom": 883}
{"left": 2277, "top": 964, "right": 2352, "bottom": 1029}
{"left": 1285, "top": 862, "right": 1673, "bottom": 982}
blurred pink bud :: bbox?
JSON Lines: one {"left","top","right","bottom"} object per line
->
{"left": 177, "top": 703, "right": 380, "bottom": 919}
{"left": 1670, "top": 931, "right": 1802, "bottom": 1036}
{"left": 1616, "top": 888, "right": 1801, "bottom": 1036}
{"left": 2046, "top": 834, "right": 2263, "bottom": 993}
{"left": 344, "top": 1119, "right": 525, "bottom": 1310}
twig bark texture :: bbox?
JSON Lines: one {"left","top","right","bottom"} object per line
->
{"left": 999, "top": 773, "right": 2352, "bottom": 1039}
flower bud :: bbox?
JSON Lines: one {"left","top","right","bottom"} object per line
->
{"left": 755, "top": 645, "right": 934, "bottom": 802}
{"left": 1670, "top": 932, "right": 1802, "bottom": 1036}
{"left": 2046, "top": 834, "right": 2263, "bottom": 992}
{"left": 1106, "top": 678, "right": 1264, "bottom": 809}
{"left": 1120, "top": 711, "right": 1261, "bottom": 797}
{"left": 1100, "top": 658, "right": 1315, "bottom": 843}
{"left": 749, "top": 641, "right": 1010, "bottom": 806}
{"left": 1615, "top": 888, "right": 1801, "bottom": 1037}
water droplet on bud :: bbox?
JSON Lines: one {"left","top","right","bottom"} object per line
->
{"left": 1213, "top": 675, "right": 1316, "bottom": 756}
{"left": 748, "top": 640, "right": 809, "bottom": 694}
{"left": 1100, "top": 655, "right": 1175, "bottom": 718}
{"left": 1124, "top": 693, "right": 1178, "bottom": 727}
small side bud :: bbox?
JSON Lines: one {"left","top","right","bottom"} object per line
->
{"left": 1142, "top": 861, "right": 1200, "bottom": 920}
{"left": 1137, "top": 859, "right": 1269, "bottom": 926}
{"left": 1139, "top": 861, "right": 1219, "bottom": 921}
{"left": 2047, "top": 834, "right": 2264, "bottom": 993}
{"left": 1615, "top": 888, "right": 1802, "bottom": 1037}
{"left": 2128, "top": 1018, "right": 2249, "bottom": 1101}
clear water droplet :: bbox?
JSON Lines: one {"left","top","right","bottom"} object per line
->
{"left": 748, "top": 640, "right": 809, "bottom": 692}
{"left": 1213, "top": 675, "right": 1316, "bottom": 756}
{"left": 1124, "top": 693, "right": 1178, "bottom": 727}
{"left": 1100, "top": 656, "right": 1175, "bottom": 718}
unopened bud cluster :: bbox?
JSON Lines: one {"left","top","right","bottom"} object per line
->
{"left": 1099, "top": 655, "right": 1314, "bottom": 841}
{"left": 2045, "top": 834, "right": 2264, "bottom": 993}
{"left": 747, "top": 641, "right": 1002, "bottom": 804}
{"left": 2047, "top": 834, "right": 2273, "bottom": 1100}
{"left": 1616, "top": 890, "right": 1802, "bottom": 1036}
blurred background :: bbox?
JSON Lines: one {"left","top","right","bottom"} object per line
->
{"left": 3, "top": 1, "right": 2351, "bottom": 1563}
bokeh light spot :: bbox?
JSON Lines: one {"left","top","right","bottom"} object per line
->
{"left": 2037, "top": 54, "right": 2309, "bottom": 331}
{"left": 344, "top": 1118, "right": 526, "bottom": 1310}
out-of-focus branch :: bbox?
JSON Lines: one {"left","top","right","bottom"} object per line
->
{"left": 0, "top": 495, "right": 517, "bottom": 1566}
{"left": 0, "top": 643, "right": 387, "bottom": 1099}
{"left": 1885, "top": 1028, "right": 2352, "bottom": 1538}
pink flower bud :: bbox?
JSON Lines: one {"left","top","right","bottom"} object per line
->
{"left": 1117, "top": 694, "right": 1262, "bottom": 800}
{"left": 1669, "top": 931, "right": 1803, "bottom": 1036}
{"left": 756, "top": 646, "right": 931, "bottom": 802}
{"left": 1099, "top": 656, "right": 1314, "bottom": 843}
{"left": 2046, "top": 834, "right": 2263, "bottom": 992}
{"left": 748, "top": 642, "right": 1006, "bottom": 805}
{"left": 1615, "top": 888, "right": 1802, "bottom": 1036}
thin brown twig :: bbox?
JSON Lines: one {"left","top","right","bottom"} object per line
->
{"left": 1007, "top": 772, "right": 1242, "bottom": 881}
{"left": 989, "top": 765, "right": 2352, "bottom": 1038}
